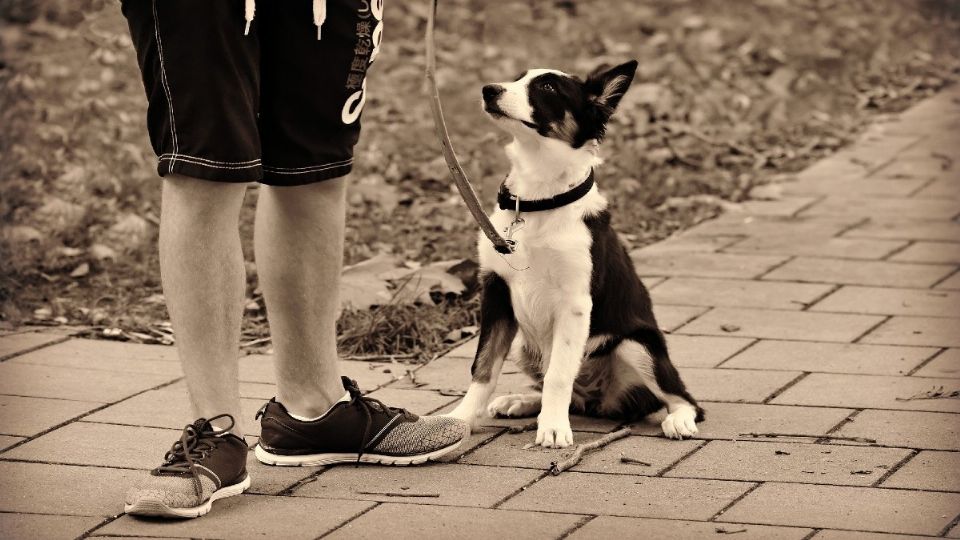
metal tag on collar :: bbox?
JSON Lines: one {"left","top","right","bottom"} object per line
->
{"left": 505, "top": 195, "right": 525, "bottom": 241}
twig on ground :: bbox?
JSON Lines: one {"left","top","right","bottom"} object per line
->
{"left": 895, "top": 386, "right": 960, "bottom": 402}
{"left": 715, "top": 527, "right": 748, "bottom": 535}
{"left": 619, "top": 454, "right": 652, "bottom": 466}
{"left": 739, "top": 432, "right": 877, "bottom": 444}
{"left": 549, "top": 428, "right": 632, "bottom": 475}
{"left": 356, "top": 490, "right": 440, "bottom": 498}
{"left": 437, "top": 389, "right": 466, "bottom": 397}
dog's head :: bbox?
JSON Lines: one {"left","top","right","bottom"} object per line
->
{"left": 481, "top": 60, "right": 638, "bottom": 149}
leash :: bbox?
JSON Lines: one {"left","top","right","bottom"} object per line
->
{"left": 425, "top": 0, "right": 516, "bottom": 255}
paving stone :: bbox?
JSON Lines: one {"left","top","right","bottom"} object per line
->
{"left": 763, "top": 257, "right": 955, "bottom": 288}
{"left": 666, "top": 440, "right": 911, "bottom": 486}
{"left": 631, "top": 402, "right": 854, "bottom": 442}
{"left": 632, "top": 251, "right": 788, "bottom": 279}
{"left": 654, "top": 304, "right": 709, "bottom": 331}
{"left": 683, "top": 214, "right": 859, "bottom": 238}
{"left": 0, "top": 434, "right": 25, "bottom": 450}
{"left": 726, "top": 235, "right": 906, "bottom": 260}
{"left": 244, "top": 451, "right": 316, "bottom": 495}
{"left": 812, "top": 531, "right": 935, "bottom": 540}
{"left": 651, "top": 278, "right": 832, "bottom": 310}
{"left": 739, "top": 196, "right": 820, "bottom": 216}
{"left": 326, "top": 503, "right": 582, "bottom": 540}
{"left": 0, "top": 394, "right": 103, "bottom": 437}
{"left": 101, "top": 495, "right": 375, "bottom": 540}
{"left": 717, "top": 483, "right": 960, "bottom": 535}
{"left": 914, "top": 178, "right": 960, "bottom": 199}
{"left": 294, "top": 463, "right": 541, "bottom": 508}
{"left": 861, "top": 316, "right": 960, "bottom": 347}
{"left": 9, "top": 338, "right": 179, "bottom": 375}
{"left": 889, "top": 241, "right": 960, "bottom": 264}
{"left": 85, "top": 386, "right": 265, "bottom": 435}
{"left": 0, "top": 461, "right": 139, "bottom": 515}
{"left": 845, "top": 218, "right": 960, "bottom": 242}
{"left": 0, "top": 362, "right": 178, "bottom": 402}
{"left": 568, "top": 515, "right": 812, "bottom": 540}
{"left": 937, "top": 271, "right": 960, "bottom": 290}
{"left": 801, "top": 197, "right": 960, "bottom": 219}
{"left": 393, "top": 355, "right": 535, "bottom": 396}
{"left": 0, "top": 513, "right": 102, "bottom": 540}
{"left": 676, "top": 307, "right": 884, "bottom": 343}
{"left": 501, "top": 472, "right": 752, "bottom": 519}
{"left": 4, "top": 422, "right": 178, "bottom": 469}
{"left": 0, "top": 332, "right": 66, "bottom": 360}
{"left": 881, "top": 450, "right": 960, "bottom": 491}
{"left": 680, "top": 368, "right": 801, "bottom": 403}
{"left": 791, "top": 156, "right": 870, "bottom": 183}
{"left": 833, "top": 134, "right": 921, "bottom": 169}
{"left": 365, "top": 387, "right": 458, "bottom": 414}
{"left": 912, "top": 348, "right": 960, "bottom": 378}
{"left": 434, "top": 426, "right": 503, "bottom": 464}
{"left": 811, "top": 286, "right": 960, "bottom": 317}
{"left": 773, "top": 373, "right": 960, "bottom": 413}
{"left": 461, "top": 430, "right": 700, "bottom": 474}
{"left": 633, "top": 235, "right": 743, "bottom": 255}
{"left": 834, "top": 409, "right": 960, "bottom": 450}
{"left": 444, "top": 337, "right": 478, "bottom": 359}
{"left": 722, "top": 340, "right": 935, "bottom": 375}
{"left": 667, "top": 334, "right": 754, "bottom": 368}
{"left": 784, "top": 178, "right": 928, "bottom": 197}
{"left": 238, "top": 355, "right": 396, "bottom": 392}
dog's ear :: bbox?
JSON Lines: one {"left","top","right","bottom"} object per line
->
{"left": 585, "top": 60, "right": 638, "bottom": 119}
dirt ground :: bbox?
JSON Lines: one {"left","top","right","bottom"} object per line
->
{"left": 1, "top": 0, "right": 958, "bottom": 359}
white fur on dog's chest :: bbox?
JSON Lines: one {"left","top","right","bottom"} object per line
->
{"left": 478, "top": 201, "right": 597, "bottom": 352}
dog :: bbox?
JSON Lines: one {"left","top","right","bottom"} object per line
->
{"left": 446, "top": 60, "right": 704, "bottom": 448}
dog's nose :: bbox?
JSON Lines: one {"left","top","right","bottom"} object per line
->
{"left": 482, "top": 84, "right": 504, "bottom": 103}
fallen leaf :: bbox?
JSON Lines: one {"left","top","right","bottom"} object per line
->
{"left": 69, "top": 262, "right": 90, "bottom": 278}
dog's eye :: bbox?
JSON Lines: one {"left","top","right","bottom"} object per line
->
{"left": 542, "top": 83, "right": 555, "bottom": 92}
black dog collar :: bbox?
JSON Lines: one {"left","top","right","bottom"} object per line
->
{"left": 497, "top": 170, "right": 595, "bottom": 212}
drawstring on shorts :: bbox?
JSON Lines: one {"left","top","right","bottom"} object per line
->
{"left": 243, "top": 0, "right": 327, "bottom": 39}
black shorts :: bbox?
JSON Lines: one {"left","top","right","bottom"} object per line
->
{"left": 122, "top": 0, "right": 383, "bottom": 185}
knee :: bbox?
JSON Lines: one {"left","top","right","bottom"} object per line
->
{"left": 162, "top": 175, "right": 247, "bottom": 223}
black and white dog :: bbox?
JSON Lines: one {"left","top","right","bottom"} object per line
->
{"left": 447, "top": 60, "right": 704, "bottom": 448}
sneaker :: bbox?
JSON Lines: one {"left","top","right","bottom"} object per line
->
{"left": 255, "top": 376, "right": 469, "bottom": 466}
{"left": 125, "top": 414, "right": 249, "bottom": 518}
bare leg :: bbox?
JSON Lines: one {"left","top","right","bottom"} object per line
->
{"left": 159, "top": 175, "right": 248, "bottom": 435}
{"left": 254, "top": 179, "right": 348, "bottom": 418}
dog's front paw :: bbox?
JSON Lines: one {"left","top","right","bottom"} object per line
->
{"left": 443, "top": 405, "right": 485, "bottom": 433}
{"left": 488, "top": 393, "right": 541, "bottom": 418}
{"left": 536, "top": 414, "right": 573, "bottom": 448}
{"left": 661, "top": 407, "right": 698, "bottom": 440}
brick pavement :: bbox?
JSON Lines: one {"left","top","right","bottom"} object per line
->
{"left": 1, "top": 88, "right": 959, "bottom": 539}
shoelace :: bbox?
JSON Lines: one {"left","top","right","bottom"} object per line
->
{"left": 340, "top": 377, "right": 412, "bottom": 464}
{"left": 156, "top": 414, "right": 235, "bottom": 499}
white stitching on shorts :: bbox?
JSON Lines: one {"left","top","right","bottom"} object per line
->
{"left": 159, "top": 155, "right": 261, "bottom": 170}
{"left": 159, "top": 153, "right": 261, "bottom": 166}
{"left": 261, "top": 158, "right": 353, "bottom": 174}
{"left": 152, "top": 0, "right": 179, "bottom": 170}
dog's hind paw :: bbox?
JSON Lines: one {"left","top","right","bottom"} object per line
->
{"left": 661, "top": 407, "right": 699, "bottom": 440}
{"left": 488, "top": 393, "right": 541, "bottom": 418}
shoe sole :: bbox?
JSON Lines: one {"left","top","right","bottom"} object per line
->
{"left": 254, "top": 437, "right": 465, "bottom": 467}
{"left": 124, "top": 474, "right": 251, "bottom": 519}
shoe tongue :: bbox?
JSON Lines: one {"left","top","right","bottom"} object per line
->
{"left": 192, "top": 417, "right": 213, "bottom": 432}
